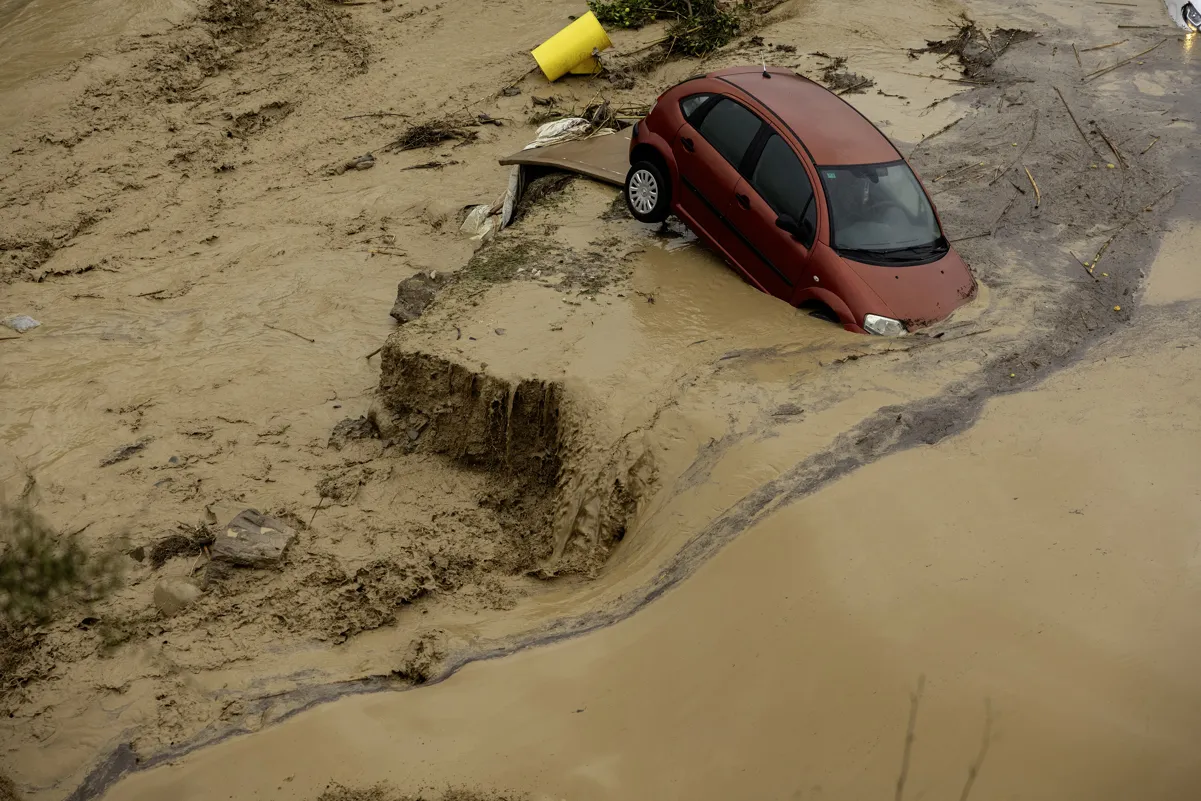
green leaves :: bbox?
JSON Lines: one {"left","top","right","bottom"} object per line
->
{"left": 0, "top": 504, "right": 122, "bottom": 624}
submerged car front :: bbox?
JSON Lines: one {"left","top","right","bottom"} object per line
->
{"left": 818, "top": 160, "right": 976, "bottom": 334}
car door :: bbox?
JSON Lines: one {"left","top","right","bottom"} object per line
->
{"left": 670, "top": 96, "right": 764, "bottom": 270}
{"left": 727, "top": 130, "right": 821, "bottom": 302}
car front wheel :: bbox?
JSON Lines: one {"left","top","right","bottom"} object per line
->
{"left": 625, "top": 161, "right": 671, "bottom": 224}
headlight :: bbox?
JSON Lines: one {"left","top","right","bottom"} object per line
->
{"left": 864, "top": 314, "right": 906, "bottom": 336}
{"left": 1187, "top": 3, "right": 1201, "bottom": 30}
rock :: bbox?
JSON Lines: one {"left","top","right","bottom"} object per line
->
{"left": 328, "top": 416, "right": 377, "bottom": 450}
{"left": 100, "top": 437, "right": 152, "bottom": 467}
{"left": 390, "top": 271, "right": 450, "bottom": 324}
{"left": 210, "top": 509, "right": 298, "bottom": 569}
{"left": 128, "top": 545, "right": 146, "bottom": 563}
{"left": 153, "top": 577, "right": 203, "bottom": 617}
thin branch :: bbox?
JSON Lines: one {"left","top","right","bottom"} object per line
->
{"left": 263, "top": 323, "right": 316, "bottom": 343}
{"left": 1070, "top": 250, "right": 1094, "bottom": 276}
{"left": 1093, "top": 122, "right": 1127, "bottom": 168}
{"left": 895, "top": 675, "right": 926, "bottom": 801}
{"left": 957, "top": 699, "right": 995, "bottom": 801}
{"left": 1024, "top": 166, "right": 1041, "bottom": 207}
{"left": 1072, "top": 43, "right": 1082, "bottom": 68}
{"left": 1091, "top": 184, "right": 1180, "bottom": 265}
{"left": 1053, "top": 86, "right": 1102, "bottom": 156}
{"left": 909, "top": 116, "right": 964, "bottom": 158}
{"left": 1080, "top": 39, "right": 1127, "bottom": 52}
{"left": 1084, "top": 39, "right": 1168, "bottom": 81}
{"left": 991, "top": 186, "right": 1021, "bottom": 235}
{"left": 342, "top": 112, "right": 409, "bottom": 120}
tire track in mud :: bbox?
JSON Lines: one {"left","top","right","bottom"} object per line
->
{"left": 69, "top": 28, "right": 1201, "bottom": 801}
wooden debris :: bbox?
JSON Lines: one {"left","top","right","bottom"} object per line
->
{"left": 1024, "top": 166, "right": 1041, "bottom": 207}
{"left": 264, "top": 323, "right": 316, "bottom": 343}
{"left": 1080, "top": 39, "right": 1127, "bottom": 52}
{"left": 1093, "top": 123, "right": 1127, "bottom": 168}
{"left": 1072, "top": 43, "right": 1082, "bottom": 67}
{"left": 1053, "top": 86, "right": 1102, "bottom": 156}
{"left": 1084, "top": 39, "right": 1168, "bottom": 80}
{"left": 1140, "top": 136, "right": 1161, "bottom": 155}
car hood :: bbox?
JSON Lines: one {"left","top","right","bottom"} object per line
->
{"left": 840, "top": 250, "right": 976, "bottom": 328}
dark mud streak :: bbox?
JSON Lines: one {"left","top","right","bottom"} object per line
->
{"left": 70, "top": 35, "right": 1201, "bottom": 801}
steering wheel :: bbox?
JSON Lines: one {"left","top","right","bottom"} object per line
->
{"left": 866, "top": 199, "right": 913, "bottom": 224}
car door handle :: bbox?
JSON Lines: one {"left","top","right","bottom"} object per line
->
{"left": 735, "top": 193, "right": 751, "bottom": 209}
{"left": 681, "top": 137, "right": 695, "bottom": 153}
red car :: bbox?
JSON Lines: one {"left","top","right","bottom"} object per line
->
{"left": 625, "top": 66, "right": 976, "bottom": 335}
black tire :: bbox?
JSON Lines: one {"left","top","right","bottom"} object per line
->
{"left": 624, "top": 160, "right": 671, "bottom": 224}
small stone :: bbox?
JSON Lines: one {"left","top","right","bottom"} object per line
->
{"left": 210, "top": 509, "right": 298, "bottom": 569}
{"left": 328, "top": 416, "right": 376, "bottom": 450}
{"left": 390, "top": 271, "right": 451, "bottom": 324}
{"left": 153, "top": 577, "right": 203, "bottom": 617}
{"left": 128, "top": 545, "right": 146, "bottom": 563}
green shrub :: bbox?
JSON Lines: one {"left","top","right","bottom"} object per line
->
{"left": 588, "top": 0, "right": 743, "bottom": 55}
{"left": 0, "top": 504, "right": 122, "bottom": 624}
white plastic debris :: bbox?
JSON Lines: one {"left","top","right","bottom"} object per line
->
{"left": 2, "top": 315, "right": 40, "bottom": 333}
{"left": 460, "top": 203, "right": 500, "bottom": 243}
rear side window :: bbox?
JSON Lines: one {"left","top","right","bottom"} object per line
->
{"left": 750, "top": 134, "right": 817, "bottom": 246}
{"left": 696, "top": 98, "right": 762, "bottom": 169}
{"left": 679, "top": 94, "right": 712, "bottom": 121}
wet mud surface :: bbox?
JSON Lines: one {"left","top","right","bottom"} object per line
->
{"left": 1, "top": 0, "right": 1199, "bottom": 798}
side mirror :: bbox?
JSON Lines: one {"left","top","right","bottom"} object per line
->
{"left": 775, "top": 214, "right": 800, "bottom": 235}
{"left": 776, "top": 214, "right": 815, "bottom": 243}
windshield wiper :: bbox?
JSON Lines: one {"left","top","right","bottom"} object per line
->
{"left": 839, "top": 240, "right": 947, "bottom": 263}
{"left": 837, "top": 247, "right": 912, "bottom": 264}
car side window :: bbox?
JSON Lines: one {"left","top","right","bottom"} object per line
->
{"left": 750, "top": 134, "right": 817, "bottom": 247}
{"left": 679, "top": 94, "right": 712, "bottom": 122}
{"left": 695, "top": 98, "right": 762, "bottom": 170}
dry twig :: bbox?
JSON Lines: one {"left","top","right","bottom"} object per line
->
{"left": 957, "top": 700, "right": 995, "bottom": 801}
{"left": 1024, "top": 166, "right": 1041, "bottom": 207}
{"left": 1053, "top": 86, "right": 1102, "bottom": 156}
{"left": 1080, "top": 39, "right": 1127, "bottom": 52}
{"left": 895, "top": 675, "right": 926, "bottom": 801}
{"left": 263, "top": 323, "right": 316, "bottom": 343}
{"left": 1084, "top": 39, "right": 1167, "bottom": 80}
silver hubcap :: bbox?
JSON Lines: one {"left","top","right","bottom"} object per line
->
{"left": 629, "top": 169, "right": 659, "bottom": 215}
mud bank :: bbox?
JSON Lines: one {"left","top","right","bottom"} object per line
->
{"left": 370, "top": 346, "right": 652, "bottom": 574}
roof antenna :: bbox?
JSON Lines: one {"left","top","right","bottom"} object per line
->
{"left": 762, "top": 57, "right": 771, "bottom": 78}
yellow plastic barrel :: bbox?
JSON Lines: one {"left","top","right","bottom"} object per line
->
{"left": 531, "top": 12, "right": 612, "bottom": 82}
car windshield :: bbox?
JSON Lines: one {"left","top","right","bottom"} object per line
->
{"left": 819, "top": 161, "right": 946, "bottom": 264}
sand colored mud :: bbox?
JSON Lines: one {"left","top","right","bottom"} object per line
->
{"left": 2, "top": 0, "right": 1199, "bottom": 797}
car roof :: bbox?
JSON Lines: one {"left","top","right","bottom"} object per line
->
{"left": 705, "top": 67, "right": 901, "bottom": 166}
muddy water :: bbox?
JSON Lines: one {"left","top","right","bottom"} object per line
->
{"left": 102, "top": 301, "right": 1201, "bottom": 801}
{"left": 0, "top": 0, "right": 190, "bottom": 91}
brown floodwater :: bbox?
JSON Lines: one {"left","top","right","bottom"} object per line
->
{"left": 101, "top": 295, "right": 1201, "bottom": 801}
{"left": 0, "top": 0, "right": 189, "bottom": 91}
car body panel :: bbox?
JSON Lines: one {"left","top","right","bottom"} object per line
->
{"left": 713, "top": 68, "right": 901, "bottom": 166}
{"left": 840, "top": 250, "right": 977, "bottom": 326}
{"left": 627, "top": 67, "right": 977, "bottom": 333}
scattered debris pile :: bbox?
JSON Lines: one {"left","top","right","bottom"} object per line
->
{"left": 909, "top": 14, "right": 1033, "bottom": 79}
{"left": 814, "top": 53, "right": 875, "bottom": 94}
{"left": 387, "top": 117, "right": 480, "bottom": 151}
